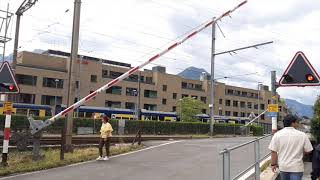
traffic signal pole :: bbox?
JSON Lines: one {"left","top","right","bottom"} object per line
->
{"left": 271, "top": 71, "right": 278, "bottom": 133}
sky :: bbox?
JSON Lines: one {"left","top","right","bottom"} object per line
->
{"left": 1, "top": 0, "right": 320, "bottom": 105}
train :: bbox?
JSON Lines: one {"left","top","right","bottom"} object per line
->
{"left": 0, "top": 102, "right": 272, "bottom": 131}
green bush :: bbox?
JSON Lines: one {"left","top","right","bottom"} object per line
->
{"left": 0, "top": 115, "right": 251, "bottom": 135}
{"left": 249, "top": 125, "right": 264, "bottom": 136}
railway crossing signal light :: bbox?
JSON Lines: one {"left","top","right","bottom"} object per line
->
{"left": 306, "top": 74, "right": 315, "bottom": 82}
{"left": 279, "top": 51, "right": 320, "bottom": 87}
{"left": 0, "top": 61, "right": 20, "bottom": 93}
{"left": 0, "top": 83, "right": 17, "bottom": 92}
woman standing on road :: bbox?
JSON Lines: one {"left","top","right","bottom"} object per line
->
{"left": 97, "top": 114, "right": 113, "bottom": 161}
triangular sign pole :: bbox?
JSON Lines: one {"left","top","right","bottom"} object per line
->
{"left": 279, "top": 51, "right": 320, "bottom": 87}
{"left": 0, "top": 61, "right": 20, "bottom": 94}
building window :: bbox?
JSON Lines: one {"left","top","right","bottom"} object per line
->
{"left": 225, "top": 111, "right": 231, "bottom": 116}
{"left": 105, "top": 101, "right": 121, "bottom": 108}
{"left": 125, "top": 102, "right": 135, "bottom": 109}
{"left": 182, "top": 94, "right": 188, "bottom": 98}
{"left": 268, "top": 99, "right": 271, "bottom": 104}
{"left": 247, "top": 102, "right": 252, "bottom": 109}
{"left": 106, "top": 86, "right": 122, "bottom": 95}
{"left": 254, "top": 104, "right": 258, "bottom": 109}
{"left": 240, "top": 101, "right": 246, "bottom": 108}
{"left": 8, "top": 93, "right": 35, "bottom": 104}
{"left": 241, "top": 112, "right": 246, "bottom": 117}
{"left": 163, "top": 85, "right": 167, "bottom": 91}
{"left": 144, "top": 104, "right": 157, "bottom": 111}
{"left": 43, "top": 77, "right": 63, "bottom": 88}
{"left": 200, "top": 96, "right": 206, "bottom": 103}
{"left": 127, "top": 74, "right": 138, "bottom": 82}
{"left": 261, "top": 114, "right": 265, "bottom": 120}
{"left": 146, "top": 77, "right": 153, "bottom": 84}
{"left": 233, "top": 112, "right": 238, "bottom": 117}
{"left": 91, "top": 75, "right": 97, "bottom": 82}
{"left": 140, "top": 76, "right": 144, "bottom": 82}
{"left": 241, "top": 91, "right": 247, "bottom": 97}
{"left": 75, "top": 81, "right": 79, "bottom": 88}
{"left": 260, "top": 104, "right": 265, "bottom": 110}
{"left": 173, "top": 93, "right": 177, "bottom": 99}
{"left": 195, "top": 84, "right": 202, "bottom": 90}
{"left": 219, "top": 110, "right": 223, "bottom": 116}
{"left": 226, "top": 89, "right": 234, "bottom": 95}
{"left": 16, "top": 74, "right": 37, "bottom": 86}
{"left": 225, "top": 100, "right": 231, "bottom": 106}
{"left": 144, "top": 90, "right": 157, "bottom": 98}
{"left": 162, "top": 99, "right": 167, "bottom": 105}
{"left": 102, "top": 70, "right": 108, "bottom": 78}
{"left": 219, "top": 99, "right": 223, "bottom": 104}
{"left": 110, "top": 71, "right": 123, "bottom": 78}
{"left": 41, "top": 95, "right": 62, "bottom": 106}
{"left": 126, "top": 87, "right": 138, "bottom": 96}
{"left": 181, "top": 82, "right": 187, "bottom": 88}
{"left": 233, "top": 101, "right": 238, "bottom": 107}
{"left": 191, "top": 95, "right": 198, "bottom": 99}
{"left": 172, "top": 106, "right": 176, "bottom": 112}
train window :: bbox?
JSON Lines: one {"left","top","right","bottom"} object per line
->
{"left": 78, "top": 112, "right": 85, "bottom": 117}
{"left": 151, "top": 116, "right": 158, "bottom": 121}
{"left": 159, "top": 116, "right": 164, "bottom": 121}
{"left": 16, "top": 109, "right": 28, "bottom": 115}
{"left": 85, "top": 112, "right": 93, "bottom": 118}
{"left": 29, "top": 110, "right": 40, "bottom": 117}
{"left": 45, "top": 110, "right": 52, "bottom": 116}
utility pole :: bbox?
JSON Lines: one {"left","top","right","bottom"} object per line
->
{"left": 271, "top": 71, "right": 278, "bottom": 134}
{"left": 12, "top": 0, "right": 38, "bottom": 70}
{"left": 209, "top": 18, "right": 216, "bottom": 136}
{"left": 135, "top": 71, "right": 141, "bottom": 120}
{"left": 65, "top": 0, "right": 81, "bottom": 152}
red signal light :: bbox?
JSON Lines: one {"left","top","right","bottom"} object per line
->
{"left": 8, "top": 84, "right": 14, "bottom": 91}
{"left": 306, "top": 74, "right": 315, "bottom": 82}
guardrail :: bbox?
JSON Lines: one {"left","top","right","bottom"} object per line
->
{"left": 220, "top": 134, "right": 272, "bottom": 180}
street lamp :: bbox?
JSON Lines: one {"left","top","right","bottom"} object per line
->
{"left": 257, "top": 82, "right": 263, "bottom": 125}
{"left": 133, "top": 89, "right": 138, "bottom": 120}
{"left": 179, "top": 99, "right": 183, "bottom": 121}
{"left": 54, "top": 79, "right": 60, "bottom": 115}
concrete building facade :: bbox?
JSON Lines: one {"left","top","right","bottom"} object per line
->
{"left": 8, "top": 50, "right": 288, "bottom": 123}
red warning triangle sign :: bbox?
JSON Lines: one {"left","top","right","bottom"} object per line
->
{"left": 0, "top": 61, "right": 20, "bottom": 93}
{"left": 279, "top": 51, "right": 320, "bottom": 87}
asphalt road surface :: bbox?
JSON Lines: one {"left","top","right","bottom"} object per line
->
{"left": 1, "top": 137, "right": 271, "bottom": 180}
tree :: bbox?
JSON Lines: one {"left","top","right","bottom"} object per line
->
{"left": 311, "top": 95, "right": 320, "bottom": 142}
{"left": 178, "top": 97, "right": 207, "bottom": 122}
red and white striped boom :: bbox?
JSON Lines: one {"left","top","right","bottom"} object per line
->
{"left": 31, "top": 0, "right": 248, "bottom": 134}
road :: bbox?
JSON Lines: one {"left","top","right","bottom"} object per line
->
{"left": 1, "top": 137, "right": 271, "bottom": 180}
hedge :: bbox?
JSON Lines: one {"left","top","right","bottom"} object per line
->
{"left": 0, "top": 115, "right": 263, "bottom": 135}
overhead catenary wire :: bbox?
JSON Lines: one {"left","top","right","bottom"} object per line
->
{"left": 29, "top": 0, "right": 248, "bottom": 134}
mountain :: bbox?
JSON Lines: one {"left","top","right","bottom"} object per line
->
{"left": 285, "top": 99, "right": 314, "bottom": 118}
{"left": 0, "top": 53, "right": 13, "bottom": 63}
{"left": 177, "top": 66, "right": 209, "bottom": 80}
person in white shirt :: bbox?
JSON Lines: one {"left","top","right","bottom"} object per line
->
{"left": 269, "top": 115, "right": 313, "bottom": 180}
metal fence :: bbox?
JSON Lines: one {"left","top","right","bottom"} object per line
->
{"left": 220, "top": 134, "right": 272, "bottom": 180}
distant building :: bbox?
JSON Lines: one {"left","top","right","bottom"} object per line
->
{"left": 7, "top": 50, "right": 288, "bottom": 124}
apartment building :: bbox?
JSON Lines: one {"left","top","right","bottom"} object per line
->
{"left": 8, "top": 50, "right": 288, "bottom": 123}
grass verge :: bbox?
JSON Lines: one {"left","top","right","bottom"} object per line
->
{"left": 0, "top": 144, "right": 143, "bottom": 177}
{"left": 260, "top": 159, "right": 271, "bottom": 172}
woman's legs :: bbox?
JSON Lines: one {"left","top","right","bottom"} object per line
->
{"left": 99, "top": 138, "right": 105, "bottom": 157}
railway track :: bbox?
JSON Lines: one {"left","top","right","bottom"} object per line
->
{"left": 2, "top": 135, "right": 202, "bottom": 146}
